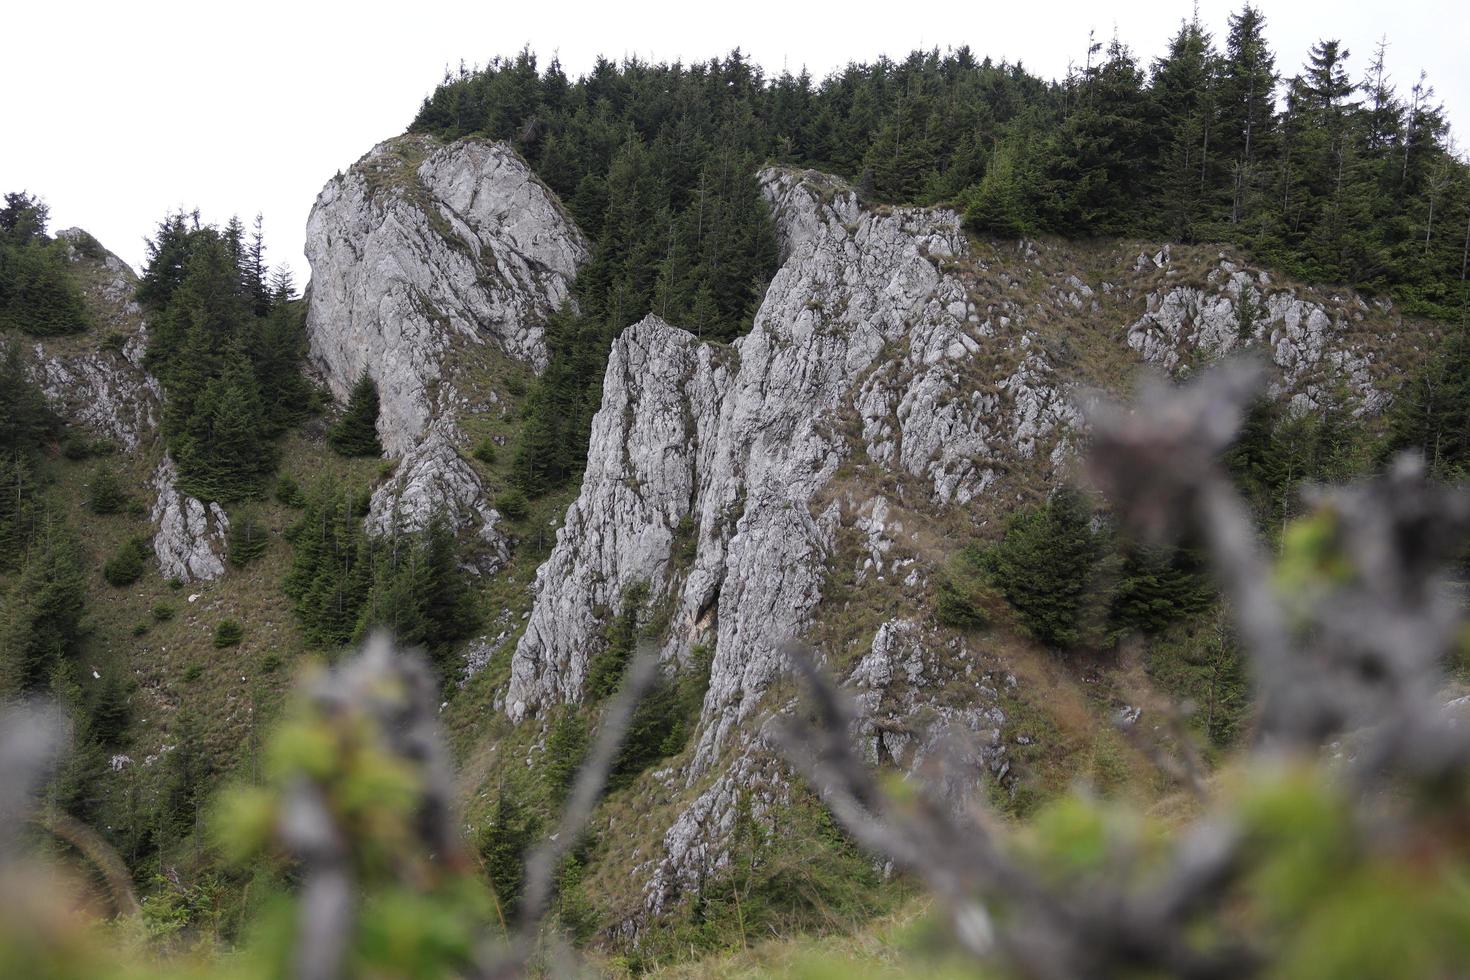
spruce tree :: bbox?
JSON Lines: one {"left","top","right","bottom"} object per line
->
{"left": 982, "top": 488, "right": 1107, "bottom": 649}
{"left": 329, "top": 374, "right": 383, "bottom": 457}
{"left": 0, "top": 517, "right": 87, "bottom": 693}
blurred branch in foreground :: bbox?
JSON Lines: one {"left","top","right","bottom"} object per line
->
{"left": 780, "top": 359, "right": 1470, "bottom": 979}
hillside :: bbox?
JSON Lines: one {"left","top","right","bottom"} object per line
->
{"left": 3, "top": 21, "right": 1470, "bottom": 977}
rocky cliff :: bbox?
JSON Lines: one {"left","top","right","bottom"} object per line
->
{"left": 489, "top": 166, "right": 1417, "bottom": 920}
{"left": 23, "top": 230, "right": 229, "bottom": 582}
{"left": 304, "top": 135, "right": 588, "bottom": 456}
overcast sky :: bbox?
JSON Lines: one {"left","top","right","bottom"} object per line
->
{"left": 4, "top": 0, "right": 1464, "bottom": 280}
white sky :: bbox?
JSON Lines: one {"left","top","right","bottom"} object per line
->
{"left": 3, "top": 0, "right": 1465, "bottom": 280}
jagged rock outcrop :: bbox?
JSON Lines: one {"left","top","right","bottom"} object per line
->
{"left": 304, "top": 135, "right": 588, "bottom": 455}
{"left": 25, "top": 230, "right": 159, "bottom": 451}
{"left": 508, "top": 167, "right": 1073, "bottom": 733}
{"left": 1126, "top": 255, "right": 1391, "bottom": 415}
{"left": 505, "top": 166, "right": 1077, "bottom": 915}
{"left": 365, "top": 426, "right": 510, "bottom": 572}
{"left": 847, "top": 619, "right": 1008, "bottom": 796}
{"left": 149, "top": 455, "right": 229, "bottom": 582}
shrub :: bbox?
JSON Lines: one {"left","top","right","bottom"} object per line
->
{"left": 472, "top": 437, "right": 498, "bottom": 465}
{"left": 274, "top": 474, "right": 305, "bottom": 507}
{"left": 585, "top": 583, "right": 648, "bottom": 700}
{"left": 477, "top": 781, "right": 539, "bottom": 917}
{"left": 213, "top": 619, "right": 243, "bottom": 648}
{"left": 543, "top": 710, "right": 588, "bottom": 804}
{"left": 61, "top": 434, "right": 113, "bottom": 459}
{"left": 103, "top": 536, "right": 149, "bottom": 587}
{"left": 182, "top": 664, "right": 204, "bottom": 682}
{"left": 151, "top": 602, "right": 175, "bottom": 622}
{"left": 87, "top": 464, "right": 127, "bottom": 515}
{"left": 495, "top": 488, "right": 529, "bottom": 522}
{"left": 936, "top": 543, "right": 995, "bottom": 631}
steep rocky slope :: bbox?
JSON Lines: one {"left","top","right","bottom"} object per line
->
{"left": 22, "top": 132, "right": 1426, "bottom": 939}
{"left": 302, "top": 135, "right": 588, "bottom": 559}
{"left": 23, "top": 230, "right": 230, "bottom": 582}
{"left": 482, "top": 165, "right": 1422, "bottom": 923}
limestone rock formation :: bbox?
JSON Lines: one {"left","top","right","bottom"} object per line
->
{"left": 26, "top": 229, "right": 159, "bottom": 451}
{"left": 365, "top": 426, "right": 510, "bottom": 572}
{"left": 304, "top": 135, "right": 588, "bottom": 456}
{"left": 149, "top": 455, "right": 229, "bottom": 583}
{"left": 504, "top": 166, "right": 1077, "bottom": 914}
{"left": 1126, "top": 257, "right": 1392, "bottom": 415}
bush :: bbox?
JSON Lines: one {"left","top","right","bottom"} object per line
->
{"left": 182, "top": 664, "right": 204, "bottom": 682}
{"left": 936, "top": 544, "right": 995, "bottom": 631}
{"left": 87, "top": 464, "right": 127, "bottom": 515}
{"left": 61, "top": 434, "right": 114, "bottom": 460}
{"left": 585, "top": 583, "right": 648, "bottom": 700}
{"left": 103, "top": 536, "right": 149, "bottom": 587}
{"left": 543, "top": 710, "right": 588, "bottom": 804}
{"left": 152, "top": 602, "right": 175, "bottom": 622}
{"left": 274, "top": 475, "right": 305, "bottom": 507}
{"left": 213, "top": 619, "right": 243, "bottom": 648}
{"left": 472, "top": 437, "right": 498, "bottom": 465}
{"left": 477, "top": 781, "right": 539, "bottom": 917}
{"left": 495, "top": 488, "right": 529, "bottom": 522}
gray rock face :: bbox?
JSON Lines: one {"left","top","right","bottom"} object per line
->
{"left": 506, "top": 315, "right": 729, "bottom": 718}
{"left": 365, "top": 426, "right": 510, "bottom": 573}
{"left": 505, "top": 167, "right": 1074, "bottom": 914}
{"left": 508, "top": 167, "right": 1072, "bottom": 735}
{"left": 149, "top": 455, "right": 229, "bottom": 583}
{"left": 26, "top": 230, "right": 159, "bottom": 451}
{"left": 1126, "top": 260, "right": 1388, "bottom": 415}
{"left": 303, "top": 136, "right": 588, "bottom": 456}
{"left": 847, "top": 619, "right": 1008, "bottom": 794}
{"left": 30, "top": 342, "right": 159, "bottom": 452}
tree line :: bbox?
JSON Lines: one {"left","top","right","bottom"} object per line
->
{"left": 409, "top": 12, "right": 1468, "bottom": 499}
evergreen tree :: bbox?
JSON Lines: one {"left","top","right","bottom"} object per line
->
{"left": 86, "top": 464, "right": 127, "bottom": 515}
{"left": 284, "top": 486, "right": 373, "bottom": 647}
{"left": 982, "top": 488, "right": 1108, "bottom": 649}
{"left": 0, "top": 192, "right": 89, "bottom": 336}
{"left": 478, "top": 781, "right": 538, "bottom": 919}
{"left": 328, "top": 374, "right": 383, "bottom": 458}
{"left": 139, "top": 212, "right": 307, "bottom": 501}
{"left": 0, "top": 517, "right": 87, "bottom": 694}
{"left": 1381, "top": 323, "right": 1470, "bottom": 479}
{"left": 1217, "top": 5, "right": 1278, "bottom": 227}
{"left": 1150, "top": 18, "right": 1221, "bottom": 240}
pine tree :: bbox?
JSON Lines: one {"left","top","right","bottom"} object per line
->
{"left": 1150, "top": 18, "right": 1221, "bottom": 240}
{"left": 1217, "top": 5, "right": 1278, "bottom": 227}
{"left": 86, "top": 464, "right": 127, "bottom": 515}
